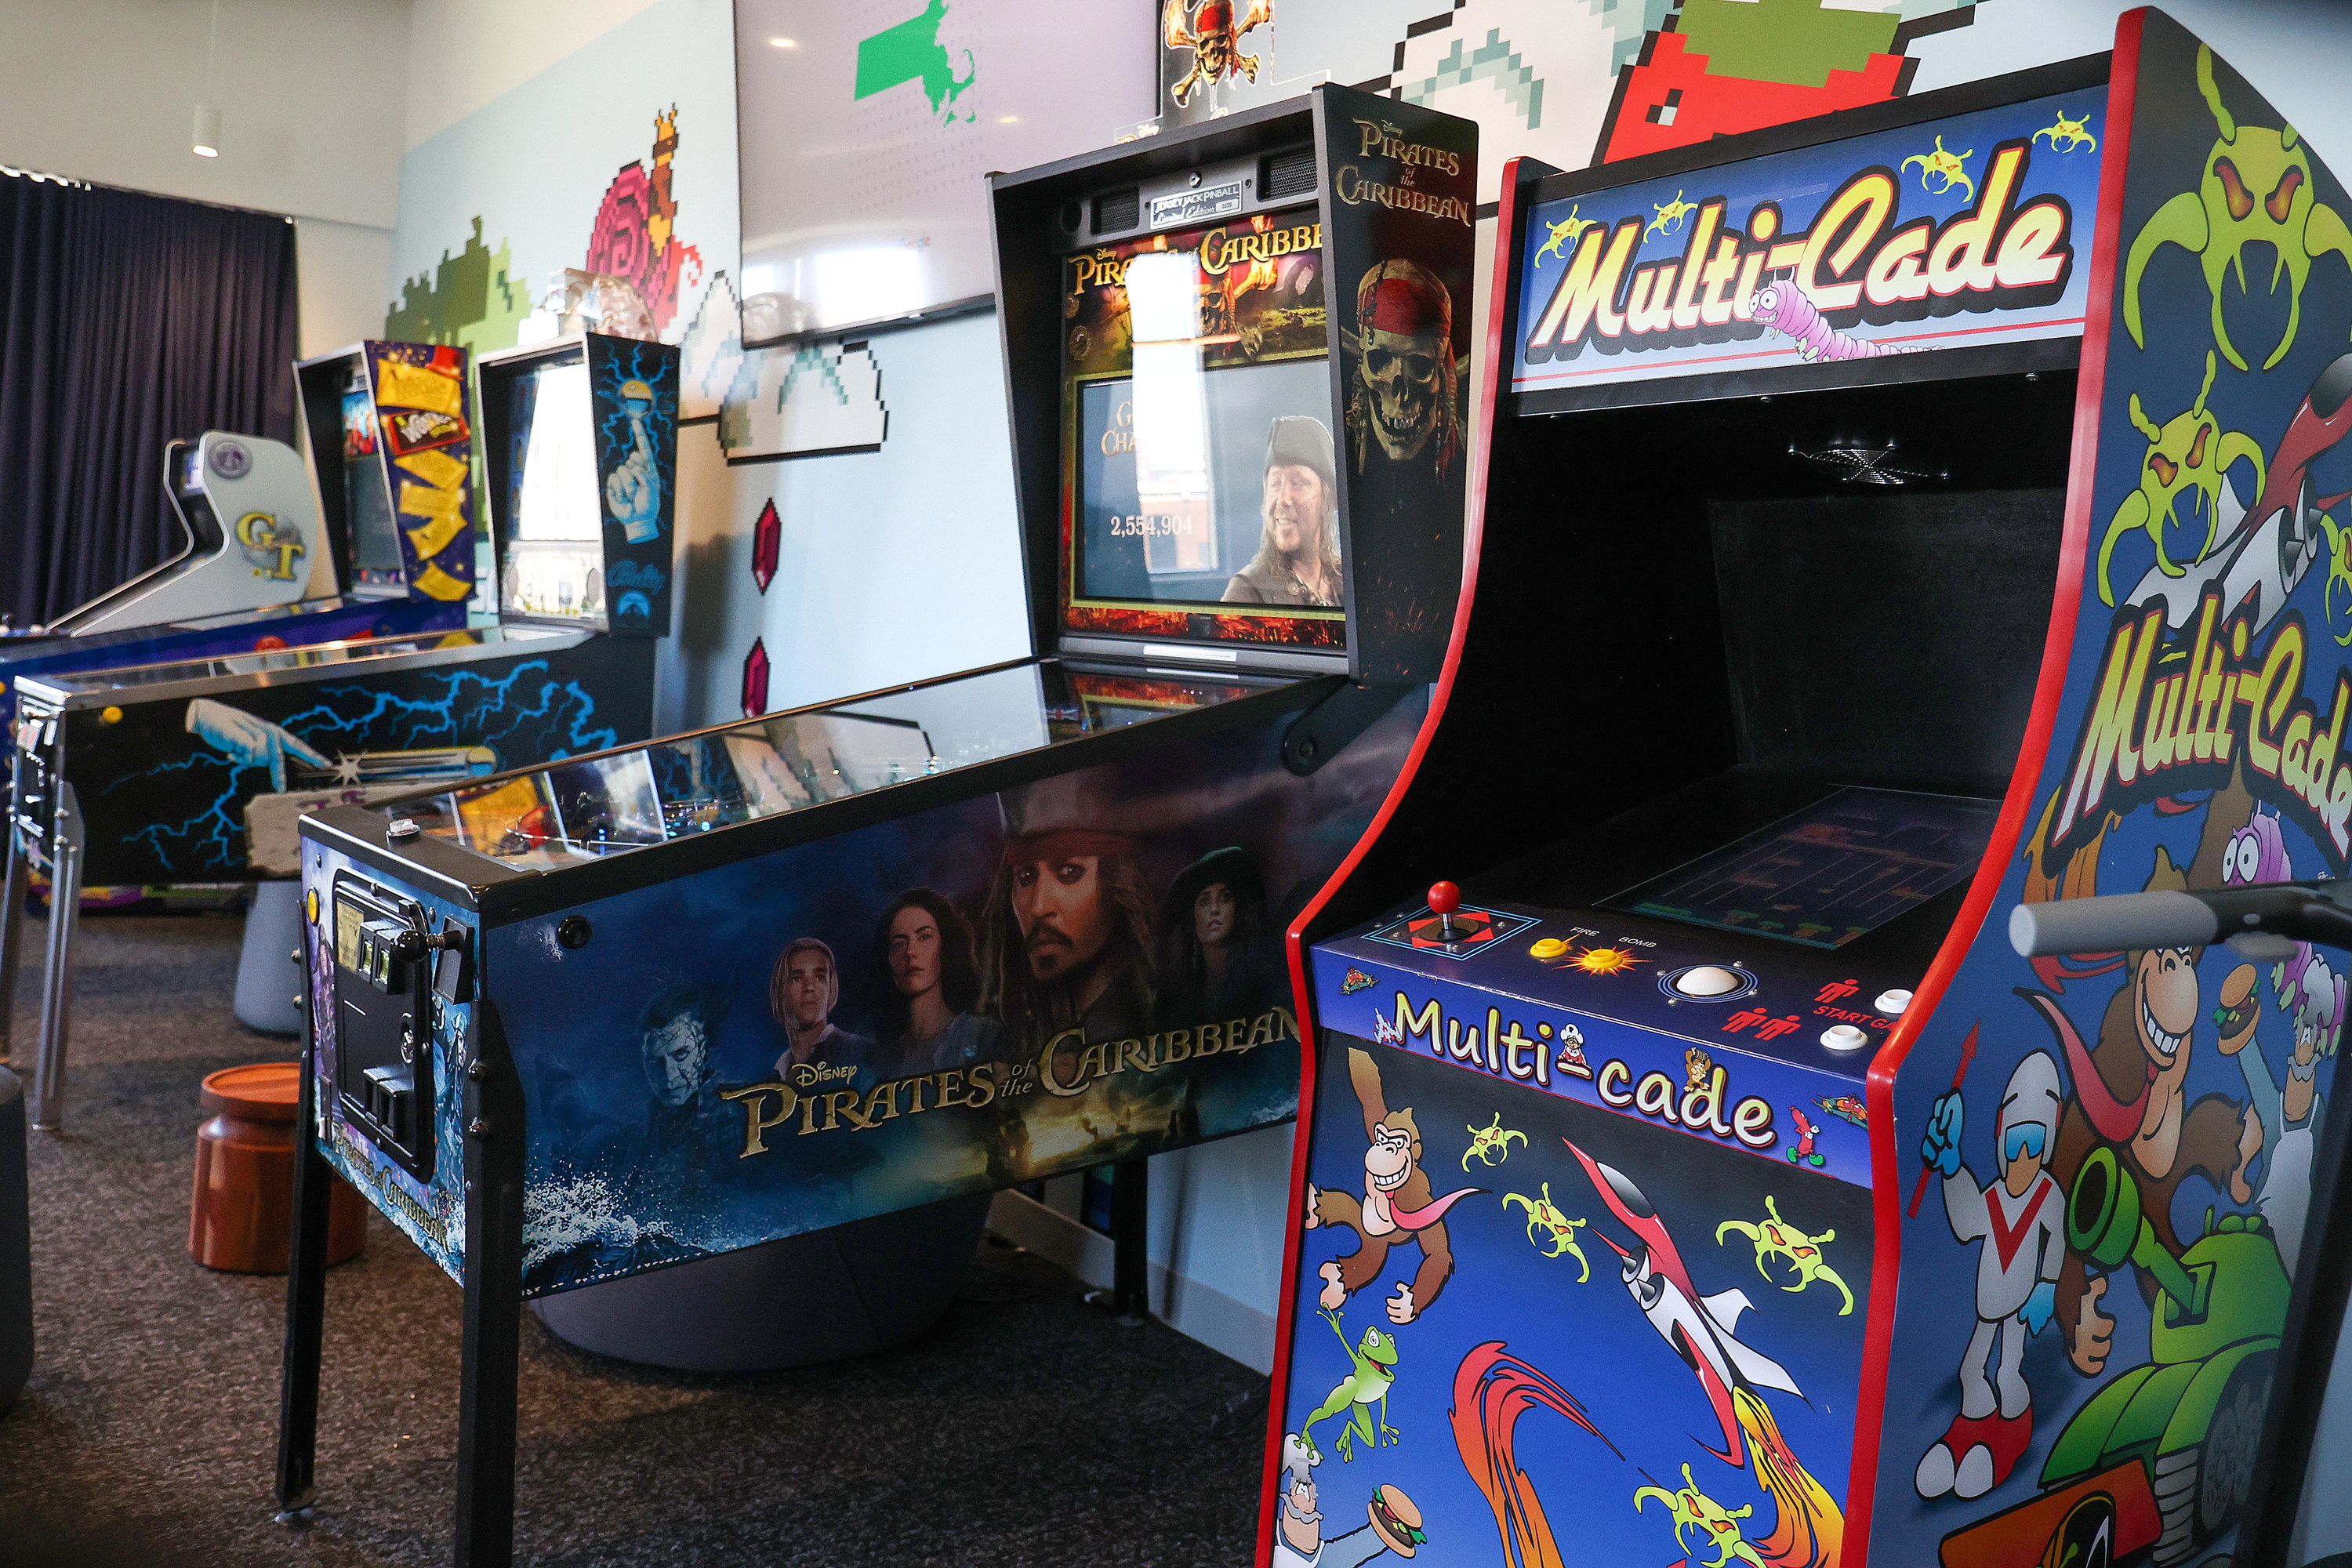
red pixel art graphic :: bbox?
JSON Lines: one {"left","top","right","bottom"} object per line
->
{"left": 586, "top": 106, "right": 706, "bottom": 336}
{"left": 751, "top": 499, "right": 779, "bottom": 595}
{"left": 1596, "top": 0, "right": 1977, "bottom": 165}
{"left": 741, "top": 637, "right": 771, "bottom": 718}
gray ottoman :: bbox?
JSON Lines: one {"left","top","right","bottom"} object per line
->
{"left": 0, "top": 1065, "right": 30, "bottom": 1414}
{"left": 532, "top": 1193, "right": 991, "bottom": 1371}
{"left": 234, "top": 881, "right": 304, "bottom": 1036}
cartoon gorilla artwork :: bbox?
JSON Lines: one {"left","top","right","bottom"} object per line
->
{"left": 1305, "top": 1047, "right": 1483, "bottom": 1324}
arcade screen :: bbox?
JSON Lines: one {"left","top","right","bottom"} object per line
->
{"left": 1601, "top": 786, "right": 1999, "bottom": 949}
{"left": 500, "top": 357, "right": 605, "bottom": 623}
{"left": 339, "top": 387, "right": 405, "bottom": 583}
{"left": 1063, "top": 205, "right": 1342, "bottom": 624}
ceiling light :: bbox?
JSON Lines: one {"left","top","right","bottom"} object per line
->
{"left": 769, "top": 35, "right": 796, "bottom": 46}
{"left": 999, "top": 115, "right": 1019, "bottom": 124}
{"left": 192, "top": 104, "right": 220, "bottom": 158}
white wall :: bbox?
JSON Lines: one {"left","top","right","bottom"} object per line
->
{"left": 0, "top": 0, "right": 410, "bottom": 360}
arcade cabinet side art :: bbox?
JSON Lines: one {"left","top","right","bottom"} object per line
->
{"left": 1880, "top": 14, "right": 2352, "bottom": 1568}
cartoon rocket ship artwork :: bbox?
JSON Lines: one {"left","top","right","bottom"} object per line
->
{"left": 1564, "top": 1139, "right": 1803, "bottom": 1465}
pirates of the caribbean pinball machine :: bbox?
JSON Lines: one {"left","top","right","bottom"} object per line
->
{"left": 1262, "top": 14, "right": 2352, "bottom": 1568}
{"left": 270, "top": 85, "right": 1477, "bottom": 1563}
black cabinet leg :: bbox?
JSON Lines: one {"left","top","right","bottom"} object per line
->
{"left": 1110, "top": 1157, "right": 1149, "bottom": 1325}
{"left": 456, "top": 1006, "right": 524, "bottom": 1568}
{"left": 275, "top": 1045, "right": 332, "bottom": 1522}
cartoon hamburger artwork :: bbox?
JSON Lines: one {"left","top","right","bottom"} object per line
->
{"left": 1272, "top": 1432, "right": 1428, "bottom": 1565}
{"left": 2214, "top": 964, "right": 2261, "bottom": 1054}
{"left": 1367, "top": 1484, "right": 1426, "bottom": 1556}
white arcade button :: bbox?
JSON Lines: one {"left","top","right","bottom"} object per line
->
{"left": 1874, "top": 989, "right": 1914, "bottom": 1015}
{"left": 1676, "top": 965, "right": 1744, "bottom": 997}
{"left": 1821, "top": 1025, "right": 1870, "bottom": 1051}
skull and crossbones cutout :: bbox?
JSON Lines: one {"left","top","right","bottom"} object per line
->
{"left": 1345, "top": 260, "right": 1465, "bottom": 474}
{"left": 1162, "top": 0, "right": 1273, "bottom": 108}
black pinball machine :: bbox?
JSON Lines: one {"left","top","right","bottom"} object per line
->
{"left": 270, "top": 85, "right": 1478, "bottom": 1564}
{"left": 1263, "top": 14, "right": 2352, "bottom": 1568}
{"left": 2, "top": 335, "right": 678, "bottom": 1131}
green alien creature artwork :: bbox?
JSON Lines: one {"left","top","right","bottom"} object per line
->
{"left": 1301, "top": 1309, "right": 1402, "bottom": 1463}
{"left": 2098, "top": 350, "right": 2267, "bottom": 602}
{"left": 2034, "top": 110, "right": 2098, "bottom": 154}
{"left": 1716, "top": 1194, "right": 1855, "bottom": 1316}
{"left": 1463, "top": 1112, "right": 1527, "bottom": 1169}
{"left": 1535, "top": 206, "right": 1595, "bottom": 268}
{"left": 2125, "top": 43, "right": 2352, "bottom": 372}
{"left": 1635, "top": 1464, "right": 1769, "bottom": 1568}
{"left": 1504, "top": 1181, "right": 1592, "bottom": 1279}
{"left": 1903, "top": 135, "right": 1976, "bottom": 200}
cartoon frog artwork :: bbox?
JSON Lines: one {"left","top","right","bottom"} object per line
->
{"left": 1301, "top": 1308, "right": 1402, "bottom": 1462}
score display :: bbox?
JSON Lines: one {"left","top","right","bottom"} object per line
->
{"left": 1062, "top": 207, "right": 1346, "bottom": 621}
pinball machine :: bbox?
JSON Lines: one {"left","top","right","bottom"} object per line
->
{"left": 0, "top": 334, "right": 681, "bottom": 1131}
{"left": 269, "top": 83, "right": 1476, "bottom": 1564}
{"left": 0, "top": 336, "right": 499, "bottom": 738}
{"left": 1263, "top": 13, "right": 2352, "bottom": 1568}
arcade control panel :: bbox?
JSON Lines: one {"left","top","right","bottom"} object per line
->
{"left": 1308, "top": 786, "right": 1998, "bottom": 1183}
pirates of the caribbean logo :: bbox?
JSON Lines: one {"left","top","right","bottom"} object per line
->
{"left": 720, "top": 1005, "right": 1297, "bottom": 1156}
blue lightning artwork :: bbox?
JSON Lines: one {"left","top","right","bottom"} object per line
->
{"left": 39, "top": 632, "right": 654, "bottom": 887}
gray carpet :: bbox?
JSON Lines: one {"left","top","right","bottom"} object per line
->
{"left": 0, "top": 913, "right": 1267, "bottom": 1566}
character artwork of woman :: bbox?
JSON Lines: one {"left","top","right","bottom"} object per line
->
{"left": 1156, "top": 846, "right": 1281, "bottom": 1027}
{"left": 871, "top": 887, "right": 1002, "bottom": 1075}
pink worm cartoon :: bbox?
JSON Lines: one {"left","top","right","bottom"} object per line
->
{"left": 1750, "top": 280, "right": 1914, "bottom": 362}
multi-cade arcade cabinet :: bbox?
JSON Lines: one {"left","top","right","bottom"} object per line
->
{"left": 0, "top": 341, "right": 490, "bottom": 737}
{"left": 1265, "top": 15, "right": 2350, "bottom": 1568}
{"left": 270, "top": 84, "right": 1475, "bottom": 1563}
{"left": 1, "top": 335, "right": 681, "bottom": 1131}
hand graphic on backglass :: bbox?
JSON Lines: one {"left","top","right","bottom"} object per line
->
{"left": 604, "top": 402, "right": 662, "bottom": 543}
{"left": 185, "top": 699, "right": 331, "bottom": 792}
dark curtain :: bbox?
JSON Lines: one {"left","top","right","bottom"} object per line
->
{"left": 0, "top": 173, "right": 299, "bottom": 626}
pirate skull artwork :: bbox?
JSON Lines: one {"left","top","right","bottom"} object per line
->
{"left": 1162, "top": 0, "right": 1273, "bottom": 109}
{"left": 1345, "top": 260, "right": 1464, "bottom": 477}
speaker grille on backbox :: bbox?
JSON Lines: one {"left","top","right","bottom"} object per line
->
{"left": 1091, "top": 187, "right": 1140, "bottom": 234}
{"left": 1258, "top": 147, "right": 1318, "bottom": 201}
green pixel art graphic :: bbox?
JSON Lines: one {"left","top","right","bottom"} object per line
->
{"left": 385, "top": 217, "right": 532, "bottom": 355}
{"left": 1400, "top": 29, "right": 1544, "bottom": 129}
{"left": 1676, "top": 0, "right": 1900, "bottom": 87}
{"left": 855, "top": 0, "right": 975, "bottom": 122}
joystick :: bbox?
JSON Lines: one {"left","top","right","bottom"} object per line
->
{"left": 1428, "top": 881, "right": 1463, "bottom": 943}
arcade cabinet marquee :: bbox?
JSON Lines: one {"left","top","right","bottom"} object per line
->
{"left": 1266, "top": 13, "right": 2352, "bottom": 1568}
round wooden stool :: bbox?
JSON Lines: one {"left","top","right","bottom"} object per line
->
{"left": 190, "top": 1063, "right": 365, "bottom": 1273}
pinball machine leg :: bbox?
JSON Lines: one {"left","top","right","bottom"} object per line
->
{"left": 1110, "top": 1158, "right": 1150, "bottom": 1325}
{"left": 29, "top": 782, "right": 82, "bottom": 1132}
{"left": 0, "top": 818, "right": 28, "bottom": 1065}
{"left": 275, "top": 1043, "right": 332, "bottom": 1523}
{"left": 456, "top": 1008, "right": 525, "bottom": 1568}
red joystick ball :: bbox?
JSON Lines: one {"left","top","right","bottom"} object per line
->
{"left": 1427, "top": 882, "right": 1461, "bottom": 916}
